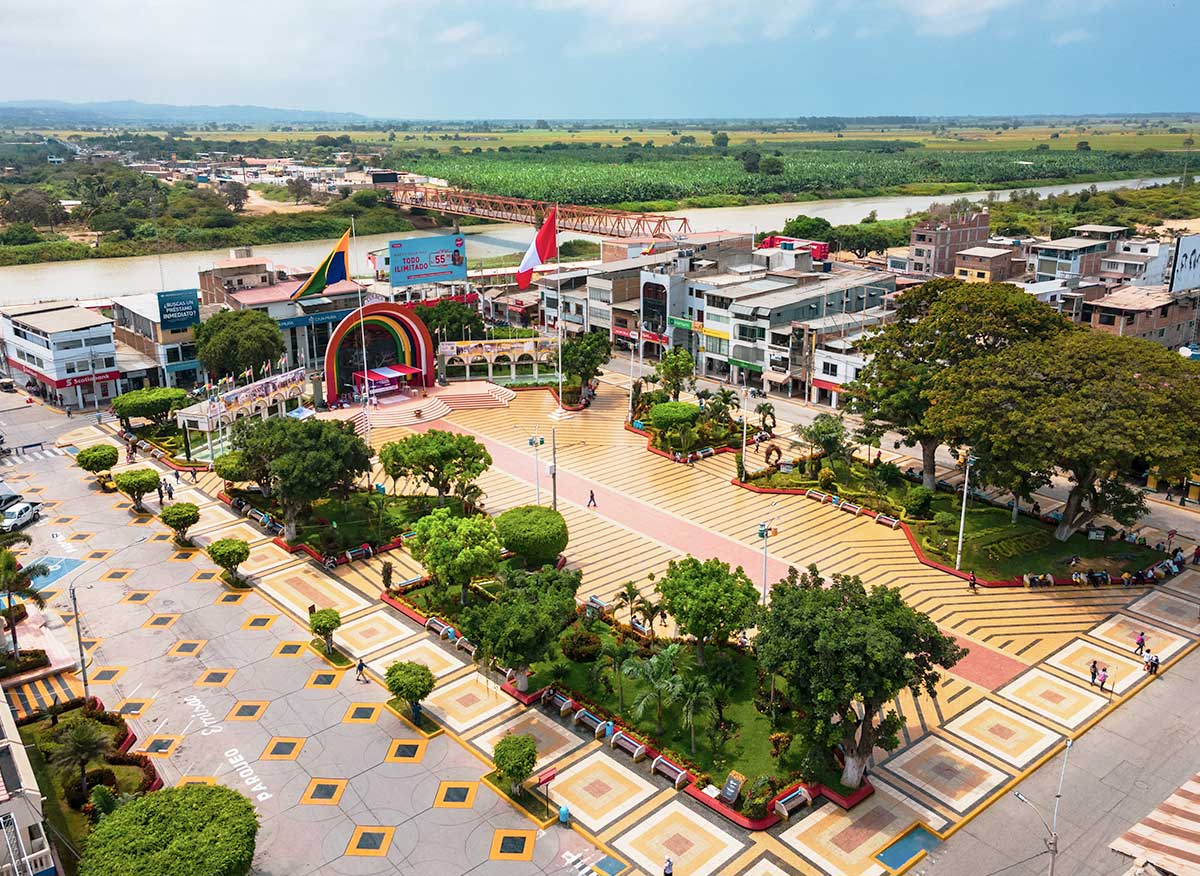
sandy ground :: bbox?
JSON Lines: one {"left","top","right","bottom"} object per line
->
{"left": 1157, "top": 216, "right": 1200, "bottom": 234}
{"left": 240, "top": 188, "right": 323, "bottom": 216}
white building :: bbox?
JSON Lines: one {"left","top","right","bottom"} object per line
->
{"left": 0, "top": 703, "right": 55, "bottom": 876}
{"left": 1098, "top": 237, "right": 1171, "bottom": 287}
{"left": 0, "top": 304, "right": 118, "bottom": 409}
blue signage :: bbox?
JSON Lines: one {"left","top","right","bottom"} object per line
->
{"left": 276, "top": 308, "right": 356, "bottom": 330}
{"left": 157, "top": 289, "right": 200, "bottom": 331}
{"left": 389, "top": 234, "right": 467, "bottom": 287}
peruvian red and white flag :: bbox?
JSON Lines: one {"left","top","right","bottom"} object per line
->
{"left": 516, "top": 206, "right": 558, "bottom": 290}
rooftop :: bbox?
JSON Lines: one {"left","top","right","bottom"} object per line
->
{"left": 1092, "top": 285, "right": 1175, "bottom": 311}
{"left": 1, "top": 303, "right": 111, "bottom": 334}
{"left": 1035, "top": 237, "right": 1109, "bottom": 252}
{"left": 1069, "top": 224, "right": 1129, "bottom": 234}
{"left": 731, "top": 270, "right": 891, "bottom": 315}
{"left": 230, "top": 280, "right": 363, "bottom": 306}
{"left": 1101, "top": 253, "right": 1153, "bottom": 264}
{"left": 957, "top": 246, "right": 1015, "bottom": 259}
{"left": 213, "top": 257, "right": 271, "bottom": 270}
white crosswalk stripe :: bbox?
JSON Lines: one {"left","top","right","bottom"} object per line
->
{"left": 0, "top": 447, "right": 66, "bottom": 466}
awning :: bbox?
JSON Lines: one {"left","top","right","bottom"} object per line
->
{"left": 811, "top": 378, "right": 841, "bottom": 392}
{"left": 374, "top": 364, "right": 422, "bottom": 378}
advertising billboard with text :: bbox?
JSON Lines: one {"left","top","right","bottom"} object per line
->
{"left": 389, "top": 235, "right": 467, "bottom": 287}
{"left": 157, "top": 288, "right": 200, "bottom": 331}
{"left": 1170, "top": 234, "right": 1200, "bottom": 293}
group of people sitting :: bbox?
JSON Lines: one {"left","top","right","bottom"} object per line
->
{"left": 1029, "top": 557, "right": 1184, "bottom": 589}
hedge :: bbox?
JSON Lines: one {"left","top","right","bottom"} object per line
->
{"left": 649, "top": 401, "right": 701, "bottom": 433}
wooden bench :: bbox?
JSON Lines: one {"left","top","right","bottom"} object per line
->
{"left": 541, "top": 689, "right": 575, "bottom": 717}
{"left": 455, "top": 638, "right": 477, "bottom": 658}
{"left": 696, "top": 447, "right": 716, "bottom": 459}
{"left": 585, "top": 595, "right": 609, "bottom": 619}
{"left": 345, "top": 544, "right": 373, "bottom": 561}
{"left": 651, "top": 755, "right": 690, "bottom": 790}
{"left": 773, "top": 785, "right": 813, "bottom": 820}
{"left": 610, "top": 730, "right": 646, "bottom": 762}
{"left": 839, "top": 502, "right": 863, "bottom": 517}
{"left": 630, "top": 617, "right": 650, "bottom": 637}
{"left": 805, "top": 490, "right": 829, "bottom": 503}
{"left": 573, "top": 708, "right": 610, "bottom": 739}
{"left": 425, "top": 617, "right": 451, "bottom": 638}
{"left": 875, "top": 514, "right": 901, "bottom": 530}
{"left": 632, "top": 419, "right": 645, "bottom": 430}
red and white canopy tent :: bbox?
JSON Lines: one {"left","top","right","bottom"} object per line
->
{"left": 352, "top": 363, "right": 423, "bottom": 396}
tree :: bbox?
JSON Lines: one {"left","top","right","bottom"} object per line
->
{"left": 268, "top": 420, "right": 372, "bottom": 540}
{"left": 781, "top": 214, "right": 834, "bottom": 241}
{"left": 759, "top": 156, "right": 785, "bottom": 175}
{"left": 1, "top": 188, "right": 66, "bottom": 231}
{"left": 385, "top": 660, "right": 436, "bottom": 723}
{"left": 461, "top": 566, "right": 579, "bottom": 691}
{"left": 76, "top": 444, "right": 118, "bottom": 474}
{"left": 493, "top": 733, "right": 537, "bottom": 795}
{"left": 160, "top": 502, "right": 200, "bottom": 544}
{"left": 755, "top": 402, "right": 776, "bottom": 432}
{"left": 601, "top": 639, "right": 636, "bottom": 714}
{"left": 654, "top": 346, "right": 695, "bottom": 401}
{"left": 379, "top": 430, "right": 491, "bottom": 505}
{"left": 114, "top": 468, "right": 162, "bottom": 512}
{"left": 559, "top": 331, "right": 611, "bottom": 384}
{"left": 212, "top": 451, "right": 250, "bottom": 484}
{"left": 309, "top": 608, "right": 342, "bottom": 655}
{"left": 50, "top": 717, "right": 113, "bottom": 796}
{"left": 0, "top": 548, "right": 47, "bottom": 657}
{"left": 795, "top": 413, "right": 847, "bottom": 472}
{"left": 494, "top": 505, "right": 568, "bottom": 569}
{"left": 415, "top": 299, "right": 484, "bottom": 342}
{"left": 755, "top": 566, "right": 965, "bottom": 788}
{"left": 846, "top": 279, "right": 1071, "bottom": 489}
{"left": 624, "top": 643, "right": 683, "bottom": 735}
{"left": 649, "top": 402, "right": 700, "bottom": 433}
{"left": 207, "top": 538, "right": 250, "bottom": 584}
{"left": 740, "top": 150, "right": 761, "bottom": 173}
{"left": 410, "top": 508, "right": 502, "bottom": 605}
{"left": 928, "top": 330, "right": 1200, "bottom": 540}
{"left": 615, "top": 580, "right": 641, "bottom": 627}
{"left": 194, "top": 309, "right": 284, "bottom": 379}
{"left": 678, "top": 675, "right": 712, "bottom": 755}
{"left": 656, "top": 556, "right": 757, "bottom": 665}
{"left": 223, "top": 181, "right": 249, "bottom": 212}
{"left": 229, "top": 417, "right": 292, "bottom": 496}
{"left": 110, "top": 387, "right": 189, "bottom": 428}
{"left": 711, "top": 131, "right": 730, "bottom": 149}
{"left": 79, "top": 784, "right": 257, "bottom": 876}
{"left": 285, "top": 176, "right": 313, "bottom": 203}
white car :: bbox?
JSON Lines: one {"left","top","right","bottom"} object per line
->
{"left": 1, "top": 502, "right": 39, "bottom": 532}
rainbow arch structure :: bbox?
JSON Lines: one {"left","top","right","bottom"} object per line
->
{"left": 323, "top": 302, "right": 435, "bottom": 405}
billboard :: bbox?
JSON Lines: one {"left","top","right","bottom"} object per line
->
{"left": 389, "top": 235, "right": 467, "bottom": 287}
{"left": 158, "top": 288, "right": 200, "bottom": 331}
{"left": 1170, "top": 234, "right": 1200, "bottom": 293}
{"left": 217, "top": 368, "right": 306, "bottom": 417}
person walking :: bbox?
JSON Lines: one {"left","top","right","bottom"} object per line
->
{"left": 65, "top": 407, "right": 72, "bottom": 419}
{"left": 1151, "top": 653, "right": 1160, "bottom": 675}
{"left": 1089, "top": 659, "right": 1098, "bottom": 686}
{"left": 663, "top": 857, "right": 673, "bottom": 876}
{"left": 156, "top": 483, "right": 164, "bottom": 505}
{"left": 355, "top": 658, "right": 366, "bottom": 682}
{"left": 174, "top": 468, "right": 181, "bottom": 484}
{"left": 1192, "top": 544, "right": 1200, "bottom": 565}
{"left": 1142, "top": 651, "right": 1153, "bottom": 672}
{"left": 166, "top": 483, "right": 174, "bottom": 501}
{"left": 1097, "top": 668, "right": 1108, "bottom": 693}
{"left": 1134, "top": 632, "right": 1145, "bottom": 656}
{"left": 968, "top": 571, "right": 978, "bottom": 593}
{"left": 587, "top": 490, "right": 597, "bottom": 508}
{"left": 190, "top": 468, "right": 197, "bottom": 483}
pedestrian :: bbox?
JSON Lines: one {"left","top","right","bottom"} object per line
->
{"left": 1134, "top": 632, "right": 1145, "bottom": 655}
{"left": 156, "top": 484, "right": 164, "bottom": 504}
{"left": 587, "top": 490, "right": 597, "bottom": 508}
{"left": 65, "top": 407, "right": 72, "bottom": 419}
{"left": 968, "top": 571, "right": 978, "bottom": 593}
{"left": 1097, "top": 668, "right": 1108, "bottom": 692}
{"left": 663, "top": 857, "right": 673, "bottom": 876}
{"left": 1089, "top": 659, "right": 1098, "bottom": 686}
{"left": 355, "top": 658, "right": 366, "bottom": 682}
{"left": 190, "top": 468, "right": 197, "bottom": 483}
{"left": 1151, "top": 654, "right": 1160, "bottom": 675}
{"left": 1165, "top": 487, "right": 1174, "bottom": 502}
{"left": 1142, "top": 651, "right": 1152, "bottom": 672}
{"left": 166, "top": 483, "right": 174, "bottom": 500}
{"left": 174, "top": 468, "right": 181, "bottom": 484}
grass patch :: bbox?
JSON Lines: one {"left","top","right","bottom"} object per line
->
{"left": 308, "top": 639, "right": 353, "bottom": 668}
{"left": 385, "top": 697, "right": 441, "bottom": 734}
{"left": 483, "top": 770, "right": 558, "bottom": 821}
{"left": 249, "top": 183, "right": 297, "bottom": 202}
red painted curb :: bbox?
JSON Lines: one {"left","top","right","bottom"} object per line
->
{"left": 500, "top": 682, "right": 548, "bottom": 705}
{"left": 683, "top": 783, "right": 780, "bottom": 829}
{"left": 382, "top": 592, "right": 429, "bottom": 626}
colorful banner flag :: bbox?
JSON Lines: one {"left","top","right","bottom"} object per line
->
{"left": 290, "top": 228, "right": 351, "bottom": 300}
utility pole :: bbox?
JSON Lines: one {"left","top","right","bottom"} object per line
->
{"left": 69, "top": 583, "right": 89, "bottom": 704}
{"left": 528, "top": 435, "right": 544, "bottom": 504}
{"left": 955, "top": 453, "right": 977, "bottom": 570}
{"left": 550, "top": 428, "right": 557, "bottom": 511}
{"left": 1014, "top": 739, "right": 1073, "bottom": 876}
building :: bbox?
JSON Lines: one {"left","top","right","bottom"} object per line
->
{"left": 0, "top": 702, "right": 55, "bottom": 876}
{"left": 111, "top": 291, "right": 213, "bottom": 389}
{"left": 1015, "top": 278, "right": 1107, "bottom": 320}
{"left": 907, "top": 211, "right": 990, "bottom": 277}
{"left": 0, "top": 303, "right": 118, "bottom": 408}
{"left": 1028, "top": 236, "right": 1112, "bottom": 282}
{"left": 1068, "top": 224, "right": 1132, "bottom": 245}
{"left": 1098, "top": 237, "right": 1172, "bottom": 287}
{"left": 953, "top": 245, "right": 1022, "bottom": 283}
{"left": 1081, "top": 285, "right": 1198, "bottom": 348}
{"left": 799, "top": 308, "right": 895, "bottom": 407}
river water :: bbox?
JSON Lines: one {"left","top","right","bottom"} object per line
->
{"left": 0, "top": 175, "right": 1178, "bottom": 305}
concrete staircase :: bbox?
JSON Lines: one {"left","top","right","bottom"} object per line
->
{"left": 347, "top": 382, "right": 514, "bottom": 434}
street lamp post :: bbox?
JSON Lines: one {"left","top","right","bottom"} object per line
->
{"left": 68, "top": 582, "right": 89, "bottom": 704}
{"left": 954, "top": 453, "right": 977, "bottom": 571}
{"left": 757, "top": 502, "right": 778, "bottom": 605}
{"left": 528, "top": 435, "right": 544, "bottom": 504}
{"left": 1013, "top": 739, "right": 1073, "bottom": 876}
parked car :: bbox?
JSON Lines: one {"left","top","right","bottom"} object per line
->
{"left": 1, "top": 502, "right": 40, "bottom": 532}
{"left": 0, "top": 378, "right": 15, "bottom": 392}
{"left": 0, "top": 492, "right": 24, "bottom": 513}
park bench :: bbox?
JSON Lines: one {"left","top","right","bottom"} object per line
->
{"left": 630, "top": 617, "right": 650, "bottom": 637}
{"left": 541, "top": 689, "right": 575, "bottom": 717}
{"left": 456, "top": 638, "right": 477, "bottom": 658}
{"left": 245, "top": 508, "right": 273, "bottom": 528}
{"left": 632, "top": 419, "right": 645, "bottom": 430}
{"left": 610, "top": 730, "right": 646, "bottom": 762}
{"left": 696, "top": 446, "right": 716, "bottom": 459}
{"left": 425, "top": 617, "right": 451, "bottom": 638}
{"left": 839, "top": 502, "right": 863, "bottom": 517}
{"left": 651, "top": 755, "right": 690, "bottom": 790}
{"left": 585, "top": 595, "right": 609, "bottom": 619}
{"left": 805, "top": 490, "right": 829, "bottom": 503}
{"left": 400, "top": 531, "right": 418, "bottom": 541}
{"left": 874, "top": 514, "right": 901, "bottom": 530}
{"left": 345, "top": 544, "right": 373, "bottom": 561}
{"left": 150, "top": 448, "right": 165, "bottom": 460}
{"left": 773, "top": 785, "right": 813, "bottom": 820}
{"left": 573, "top": 708, "right": 610, "bottom": 739}
{"left": 265, "top": 520, "right": 284, "bottom": 536}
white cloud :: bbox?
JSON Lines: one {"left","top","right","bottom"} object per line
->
{"left": 534, "top": 0, "right": 816, "bottom": 46}
{"left": 885, "top": 0, "right": 1017, "bottom": 36}
{"left": 435, "top": 21, "right": 484, "bottom": 44}
{"left": 1053, "top": 28, "right": 1091, "bottom": 45}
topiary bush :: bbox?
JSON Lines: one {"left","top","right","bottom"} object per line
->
{"left": 817, "top": 467, "right": 837, "bottom": 492}
{"left": 558, "top": 626, "right": 602, "bottom": 663}
{"left": 903, "top": 485, "right": 934, "bottom": 518}
{"left": 649, "top": 401, "right": 700, "bottom": 433}
{"left": 495, "top": 505, "right": 568, "bottom": 569}
{"left": 933, "top": 511, "right": 958, "bottom": 532}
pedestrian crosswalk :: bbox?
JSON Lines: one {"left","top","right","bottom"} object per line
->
{"left": 5, "top": 671, "right": 83, "bottom": 720}
{"left": 0, "top": 447, "right": 67, "bottom": 467}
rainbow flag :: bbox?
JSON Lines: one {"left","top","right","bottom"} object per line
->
{"left": 291, "top": 228, "right": 350, "bottom": 300}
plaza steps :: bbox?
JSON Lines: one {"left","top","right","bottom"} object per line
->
{"left": 345, "top": 382, "right": 514, "bottom": 434}
{"left": 5, "top": 672, "right": 83, "bottom": 721}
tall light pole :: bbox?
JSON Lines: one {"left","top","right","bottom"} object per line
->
{"left": 954, "top": 453, "right": 977, "bottom": 571}
{"left": 528, "top": 435, "right": 544, "bottom": 504}
{"left": 757, "top": 501, "right": 779, "bottom": 605}
{"left": 1013, "top": 738, "right": 1073, "bottom": 876}
{"left": 68, "top": 582, "right": 89, "bottom": 704}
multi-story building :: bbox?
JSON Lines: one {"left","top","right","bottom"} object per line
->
{"left": 1098, "top": 237, "right": 1172, "bottom": 287}
{"left": 791, "top": 307, "right": 895, "bottom": 407}
{"left": 111, "top": 291, "right": 214, "bottom": 389}
{"left": 0, "top": 303, "right": 118, "bottom": 409}
{"left": 1068, "top": 224, "right": 1132, "bottom": 246}
{"left": 953, "top": 245, "right": 1022, "bottom": 283}
{"left": 0, "top": 703, "right": 56, "bottom": 876}
{"left": 1028, "top": 237, "right": 1112, "bottom": 282}
{"left": 1081, "top": 285, "right": 1198, "bottom": 348}
{"left": 907, "top": 211, "right": 990, "bottom": 276}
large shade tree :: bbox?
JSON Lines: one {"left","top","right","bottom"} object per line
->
{"left": 654, "top": 347, "right": 696, "bottom": 401}
{"left": 379, "top": 430, "right": 491, "bottom": 506}
{"left": 928, "top": 330, "right": 1200, "bottom": 540}
{"left": 410, "top": 508, "right": 502, "bottom": 605}
{"left": 655, "top": 556, "right": 758, "bottom": 665}
{"left": 110, "top": 387, "right": 188, "bottom": 428}
{"left": 755, "top": 566, "right": 966, "bottom": 788}
{"left": 194, "top": 309, "right": 285, "bottom": 379}
{"left": 846, "top": 279, "right": 1071, "bottom": 489}
{"left": 560, "top": 331, "right": 612, "bottom": 384}
{"left": 415, "top": 299, "right": 485, "bottom": 342}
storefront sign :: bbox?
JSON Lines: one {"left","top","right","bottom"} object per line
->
{"left": 667, "top": 316, "right": 693, "bottom": 330}
{"left": 7, "top": 358, "right": 119, "bottom": 389}
{"left": 389, "top": 234, "right": 468, "bottom": 287}
{"left": 728, "top": 358, "right": 763, "bottom": 373}
{"left": 277, "top": 308, "right": 356, "bottom": 331}
{"left": 701, "top": 326, "right": 729, "bottom": 340}
{"left": 157, "top": 288, "right": 200, "bottom": 331}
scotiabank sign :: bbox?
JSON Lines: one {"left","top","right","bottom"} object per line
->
{"left": 7, "top": 358, "right": 119, "bottom": 389}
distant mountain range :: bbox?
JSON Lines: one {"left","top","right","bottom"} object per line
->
{"left": 0, "top": 100, "right": 372, "bottom": 127}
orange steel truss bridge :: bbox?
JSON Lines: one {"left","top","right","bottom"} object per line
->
{"left": 384, "top": 184, "right": 692, "bottom": 239}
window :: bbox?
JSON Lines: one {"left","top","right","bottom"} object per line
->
{"left": 1098, "top": 313, "right": 1116, "bottom": 326}
{"left": 976, "top": 271, "right": 985, "bottom": 279}
{"left": 822, "top": 361, "right": 838, "bottom": 377}
{"left": 55, "top": 339, "right": 83, "bottom": 351}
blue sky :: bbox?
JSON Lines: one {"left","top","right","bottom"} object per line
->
{"left": 2, "top": 0, "right": 1196, "bottom": 118}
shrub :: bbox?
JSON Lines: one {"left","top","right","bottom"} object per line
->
{"left": 495, "top": 505, "right": 568, "bottom": 568}
{"left": 76, "top": 444, "right": 119, "bottom": 474}
{"left": 739, "top": 774, "right": 778, "bottom": 819}
{"left": 558, "top": 626, "right": 602, "bottom": 662}
{"left": 903, "top": 485, "right": 934, "bottom": 518}
{"left": 649, "top": 401, "right": 700, "bottom": 433}
{"left": 817, "top": 467, "right": 837, "bottom": 492}
{"left": 933, "top": 511, "right": 958, "bottom": 531}
{"left": 63, "top": 767, "right": 118, "bottom": 810}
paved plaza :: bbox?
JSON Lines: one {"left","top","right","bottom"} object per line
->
{"left": 5, "top": 381, "right": 1199, "bottom": 876}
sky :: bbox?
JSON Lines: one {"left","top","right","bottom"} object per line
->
{"left": 1, "top": 0, "right": 1196, "bottom": 119}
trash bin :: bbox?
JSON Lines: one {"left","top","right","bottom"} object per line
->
{"left": 558, "top": 805, "right": 570, "bottom": 826}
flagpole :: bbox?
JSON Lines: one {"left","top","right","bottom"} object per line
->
{"left": 351, "top": 217, "right": 372, "bottom": 448}
{"left": 555, "top": 203, "right": 564, "bottom": 415}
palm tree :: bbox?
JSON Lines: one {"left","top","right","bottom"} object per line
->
{"left": 616, "top": 581, "right": 641, "bottom": 626}
{"left": 755, "top": 402, "right": 776, "bottom": 433}
{"left": 677, "top": 425, "right": 700, "bottom": 456}
{"left": 635, "top": 595, "right": 663, "bottom": 640}
{"left": 601, "top": 640, "right": 636, "bottom": 714}
{"left": 678, "top": 675, "right": 713, "bottom": 755}
{"left": 714, "top": 388, "right": 738, "bottom": 412}
{"left": 624, "top": 643, "right": 683, "bottom": 735}
{"left": 0, "top": 546, "right": 48, "bottom": 658}
{"left": 50, "top": 717, "right": 112, "bottom": 796}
